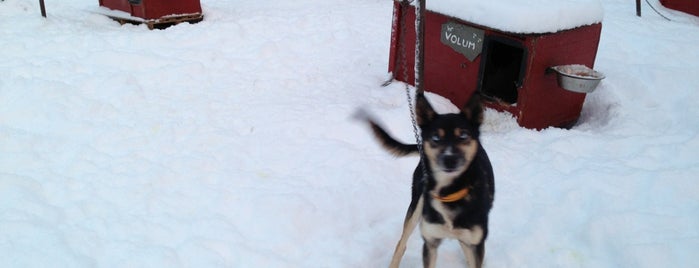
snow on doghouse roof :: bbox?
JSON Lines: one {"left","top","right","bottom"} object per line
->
{"left": 422, "top": 0, "right": 604, "bottom": 34}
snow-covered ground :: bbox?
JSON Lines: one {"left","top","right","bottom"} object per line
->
{"left": 1, "top": 0, "right": 698, "bottom": 267}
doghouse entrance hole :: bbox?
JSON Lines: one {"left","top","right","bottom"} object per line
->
{"left": 480, "top": 39, "right": 525, "bottom": 104}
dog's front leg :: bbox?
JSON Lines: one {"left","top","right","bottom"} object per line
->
{"left": 422, "top": 237, "right": 441, "bottom": 268}
{"left": 390, "top": 196, "right": 424, "bottom": 268}
{"left": 459, "top": 241, "right": 484, "bottom": 268}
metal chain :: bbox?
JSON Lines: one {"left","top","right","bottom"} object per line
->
{"left": 398, "top": 0, "right": 429, "bottom": 180}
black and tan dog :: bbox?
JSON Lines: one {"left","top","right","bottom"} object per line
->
{"left": 359, "top": 92, "right": 494, "bottom": 268}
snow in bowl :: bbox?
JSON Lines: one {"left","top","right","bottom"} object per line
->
{"left": 550, "top": 64, "right": 605, "bottom": 93}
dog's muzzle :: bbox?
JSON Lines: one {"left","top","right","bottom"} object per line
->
{"left": 438, "top": 148, "right": 465, "bottom": 172}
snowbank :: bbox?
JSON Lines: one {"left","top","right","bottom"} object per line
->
{"left": 423, "top": 0, "right": 604, "bottom": 33}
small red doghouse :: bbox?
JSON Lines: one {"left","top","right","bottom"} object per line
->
{"left": 660, "top": 0, "right": 699, "bottom": 17}
{"left": 389, "top": 2, "right": 604, "bottom": 129}
{"left": 99, "top": 0, "right": 203, "bottom": 29}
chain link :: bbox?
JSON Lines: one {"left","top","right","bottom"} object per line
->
{"left": 398, "top": 0, "right": 428, "bottom": 181}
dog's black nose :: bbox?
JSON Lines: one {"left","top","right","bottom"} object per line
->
{"left": 440, "top": 155, "right": 462, "bottom": 171}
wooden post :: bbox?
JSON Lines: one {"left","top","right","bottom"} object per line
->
{"left": 636, "top": 0, "right": 641, "bottom": 17}
{"left": 39, "top": 0, "right": 47, "bottom": 17}
{"left": 414, "top": 0, "right": 426, "bottom": 94}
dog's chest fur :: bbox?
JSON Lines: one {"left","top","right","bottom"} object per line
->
{"left": 421, "top": 197, "right": 484, "bottom": 244}
{"left": 419, "top": 171, "right": 485, "bottom": 244}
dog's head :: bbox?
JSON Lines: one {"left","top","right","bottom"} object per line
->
{"left": 416, "top": 92, "right": 483, "bottom": 178}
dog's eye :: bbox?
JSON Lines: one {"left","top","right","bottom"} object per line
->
{"left": 430, "top": 133, "right": 441, "bottom": 142}
{"left": 458, "top": 130, "right": 470, "bottom": 141}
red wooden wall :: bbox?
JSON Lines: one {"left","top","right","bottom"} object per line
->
{"left": 660, "top": 0, "right": 699, "bottom": 17}
{"left": 100, "top": 0, "right": 202, "bottom": 20}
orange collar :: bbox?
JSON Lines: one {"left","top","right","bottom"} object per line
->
{"left": 431, "top": 188, "right": 469, "bottom": 203}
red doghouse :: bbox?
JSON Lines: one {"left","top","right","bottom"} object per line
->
{"left": 389, "top": 1, "right": 604, "bottom": 129}
{"left": 660, "top": 0, "right": 699, "bottom": 17}
{"left": 99, "top": 0, "right": 203, "bottom": 29}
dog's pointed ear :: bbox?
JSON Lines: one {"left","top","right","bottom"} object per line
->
{"left": 462, "top": 93, "right": 484, "bottom": 125}
{"left": 415, "top": 92, "right": 436, "bottom": 128}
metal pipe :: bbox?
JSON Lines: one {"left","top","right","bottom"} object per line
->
{"left": 414, "top": 0, "right": 426, "bottom": 94}
{"left": 636, "top": 0, "right": 641, "bottom": 17}
{"left": 39, "top": 0, "right": 46, "bottom": 17}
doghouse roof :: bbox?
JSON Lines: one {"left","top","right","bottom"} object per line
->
{"left": 420, "top": 0, "right": 604, "bottom": 34}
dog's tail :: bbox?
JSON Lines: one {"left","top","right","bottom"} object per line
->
{"left": 354, "top": 108, "right": 418, "bottom": 157}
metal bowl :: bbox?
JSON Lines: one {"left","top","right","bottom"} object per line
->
{"left": 550, "top": 64, "right": 605, "bottom": 93}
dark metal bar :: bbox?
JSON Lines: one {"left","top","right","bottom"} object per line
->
{"left": 39, "top": 0, "right": 47, "bottom": 17}
{"left": 636, "top": 0, "right": 641, "bottom": 17}
{"left": 414, "top": 0, "right": 426, "bottom": 94}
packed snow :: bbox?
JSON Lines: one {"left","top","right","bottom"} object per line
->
{"left": 424, "top": 0, "right": 604, "bottom": 33}
{"left": 1, "top": 0, "right": 698, "bottom": 267}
